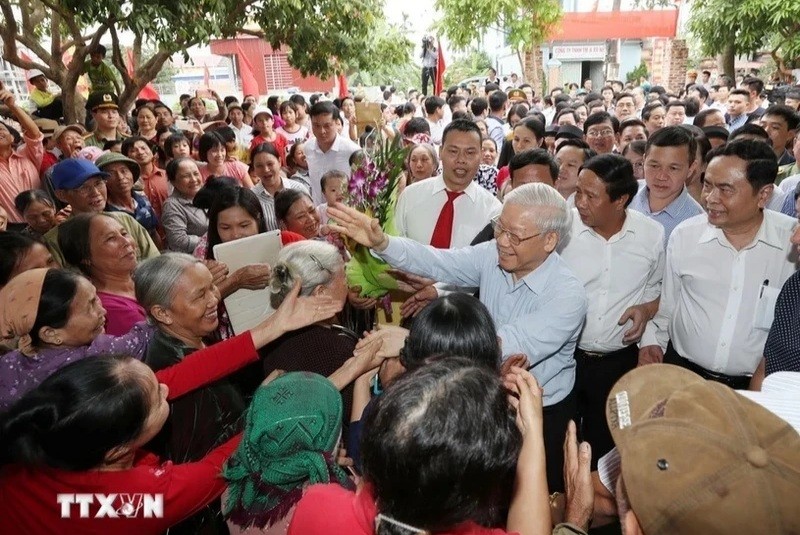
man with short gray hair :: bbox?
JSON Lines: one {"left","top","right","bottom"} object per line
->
{"left": 327, "top": 183, "right": 587, "bottom": 493}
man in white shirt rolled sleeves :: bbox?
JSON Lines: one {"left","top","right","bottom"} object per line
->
{"left": 305, "top": 101, "right": 360, "bottom": 204}
{"left": 559, "top": 153, "right": 665, "bottom": 463}
{"left": 395, "top": 120, "right": 501, "bottom": 315}
{"left": 640, "top": 139, "right": 799, "bottom": 388}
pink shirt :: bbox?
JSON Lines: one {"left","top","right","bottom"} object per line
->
{"left": 98, "top": 291, "right": 147, "bottom": 336}
{"left": 200, "top": 160, "right": 251, "bottom": 186}
{"left": 0, "top": 133, "right": 44, "bottom": 222}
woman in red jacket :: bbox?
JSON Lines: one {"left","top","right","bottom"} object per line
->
{"left": 0, "top": 279, "right": 344, "bottom": 535}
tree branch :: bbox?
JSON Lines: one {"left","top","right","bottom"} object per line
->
{"left": 37, "top": 0, "right": 84, "bottom": 44}
{"left": 108, "top": 23, "right": 133, "bottom": 87}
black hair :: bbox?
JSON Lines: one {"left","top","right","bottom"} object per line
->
{"left": 206, "top": 187, "right": 267, "bottom": 260}
{"left": 693, "top": 108, "right": 724, "bottom": 128}
{"left": 514, "top": 116, "right": 545, "bottom": 142}
{"left": 583, "top": 111, "right": 620, "bottom": 134}
{"left": 58, "top": 212, "right": 117, "bottom": 277}
{"left": 641, "top": 102, "right": 665, "bottom": 122}
{"left": 223, "top": 95, "right": 239, "bottom": 107}
{"left": 14, "top": 189, "right": 55, "bottom": 216}
{"left": 363, "top": 357, "right": 520, "bottom": 533}
{"left": 308, "top": 101, "right": 339, "bottom": 119}
{"left": 164, "top": 133, "right": 190, "bottom": 159}
{"left": 729, "top": 88, "right": 751, "bottom": 101}
{"left": 120, "top": 136, "right": 152, "bottom": 158}
{"left": 707, "top": 138, "right": 778, "bottom": 189}
{"left": 507, "top": 103, "right": 529, "bottom": 124}
{"left": 289, "top": 94, "right": 307, "bottom": 109}
{"left": 619, "top": 118, "right": 648, "bottom": 135}
{"left": 470, "top": 97, "right": 488, "bottom": 117}
{"left": 648, "top": 85, "right": 667, "bottom": 96}
{"left": 248, "top": 142, "right": 281, "bottom": 175}
{"left": 555, "top": 108, "right": 579, "bottom": 125}
{"left": 90, "top": 44, "right": 107, "bottom": 56}
{"left": 451, "top": 110, "right": 472, "bottom": 121}
{"left": 580, "top": 153, "right": 638, "bottom": 207}
{"left": 275, "top": 188, "right": 313, "bottom": 223}
{"left": 279, "top": 100, "right": 298, "bottom": 117}
{"left": 645, "top": 126, "right": 698, "bottom": 164}
{"left": 622, "top": 139, "right": 647, "bottom": 157}
{"left": 0, "top": 233, "right": 46, "bottom": 287}
{"left": 215, "top": 125, "right": 237, "bottom": 144}
{"left": 488, "top": 90, "right": 508, "bottom": 113}
{"left": 442, "top": 119, "right": 482, "bottom": 146}
{"left": 729, "top": 123, "right": 770, "bottom": 142}
{"left": 192, "top": 176, "right": 239, "bottom": 210}
{"left": 509, "top": 148, "right": 559, "bottom": 183}
{"left": 102, "top": 140, "right": 122, "bottom": 152}
{"left": 402, "top": 295, "right": 500, "bottom": 372}
{"left": 664, "top": 100, "right": 687, "bottom": 113}
{"left": 166, "top": 157, "right": 194, "bottom": 182}
{"left": 266, "top": 96, "right": 280, "bottom": 114}
{"left": 28, "top": 269, "right": 82, "bottom": 347}
{"left": 688, "top": 84, "right": 709, "bottom": 100}
{"left": 320, "top": 169, "right": 347, "bottom": 192}
{"left": 556, "top": 138, "right": 596, "bottom": 160}
{"left": 286, "top": 140, "right": 306, "bottom": 171}
{"left": 403, "top": 117, "right": 431, "bottom": 137}
{"left": 742, "top": 77, "right": 764, "bottom": 96}
{"left": 0, "top": 353, "right": 150, "bottom": 470}
{"left": 763, "top": 104, "right": 800, "bottom": 131}
{"left": 481, "top": 137, "right": 497, "bottom": 150}
{"left": 424, "top": 96, "right": 446, "bottom": 115}
{"left": 198, "top": 131, "right": 225, "bottom": 162}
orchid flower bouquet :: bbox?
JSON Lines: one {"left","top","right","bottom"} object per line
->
{"left": 341, "top": 132, "right": 409, "bottom": 302}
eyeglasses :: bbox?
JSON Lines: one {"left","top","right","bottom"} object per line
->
{"left": 310, "top": 254, "right": 332, "bottom": 274}
{"left": 491, "top": 217, "right": 542, "bottom": 246}
{"left": 74, "top": 179, "right": 106, "bottom": 196}
{"left": 586, "top": 129, "right": 615, "bottom": 139}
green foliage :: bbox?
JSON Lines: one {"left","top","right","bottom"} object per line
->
{"left": 56, "top": 0, "right": 411, "bottom": 77}
{"left": 625, "top": 60, "right": 648, "bottom": 83}
{"left": 348, "top": 17, "right": 416, "bottom": 90}
{"left": 688, "top": 0, "right": 800, "bottom": 68}
{"left": 444, "top": 49, "right": 492, "bottom": 86}
{"left": 434, "top": 0, "right": 561, "bottom": 53}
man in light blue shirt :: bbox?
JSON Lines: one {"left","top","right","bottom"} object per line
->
{"left": 629, "top": 126, "right": 704, "bottom": 245}
{"left": 329, "top": 183, "right": 587, "bottom": 493}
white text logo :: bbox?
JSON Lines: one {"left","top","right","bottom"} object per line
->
{"left": 57, "top": 493, "right": 164, "bottom": 518}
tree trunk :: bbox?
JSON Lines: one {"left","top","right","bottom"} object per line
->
{"left": 523, "top": 46, "right": 542, "bottom": 96}
{"left": 721, "top": 41, "right": 735, "bottom": 78}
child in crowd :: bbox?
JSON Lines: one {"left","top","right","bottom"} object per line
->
{"left": 317, "top": 170, "right": 346, "bottom": 225}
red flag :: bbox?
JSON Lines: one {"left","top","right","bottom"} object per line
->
{"left": 434, "top": 40, "right": 446, "bottom": 95}
{"left": 203, "top": 64, "right": 211, "bottom": 88}
{"left": 126, "top": 48, "right": 160, "bottom": 100}
{"left": 235, "top": 41, "right": 260, "bottom": 96}
{"left": 338, "top": 72, "right": 349, "bottom": 99}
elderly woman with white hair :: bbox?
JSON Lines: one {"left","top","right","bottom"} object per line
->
{"left": 261, "top": 240, "right": 359, "bottom": 427}
{"left": 327, "top": 183, "right": 588, "bottom": 494}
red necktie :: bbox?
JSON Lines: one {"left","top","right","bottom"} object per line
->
{"left": 430, "top": 190, "right": 464, "bottom": 249}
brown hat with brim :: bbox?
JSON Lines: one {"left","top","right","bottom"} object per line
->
{"left": 606, "top": 364, "right": 800, "bottom": 535}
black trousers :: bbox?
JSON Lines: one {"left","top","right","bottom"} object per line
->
{"left": 543, "top": 387, "right": 577, "bottom": 492}
{"left": 421, "top": 66, "right": 436, "bottom": 96}
{"left": 664, "top": 342, "right": 751, "bottom": 390}
{"left": 32, "top": 99, "right": 64, "bottom": 121}
{"left": 575, "top": 345, "right": 638, "bottom": 469}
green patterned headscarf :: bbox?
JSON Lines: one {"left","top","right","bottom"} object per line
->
{"left": 223, "top": 372, "right": 351, "bottom": 529}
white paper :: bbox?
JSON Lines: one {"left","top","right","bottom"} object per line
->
{"left": 212, "top": 231, "right": 283, "bottom": 334}
{"left": 754, "top": 284, "right": 781, "bottom": 331}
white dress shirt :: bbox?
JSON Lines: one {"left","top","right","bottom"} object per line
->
{"left": 559, "top": 209, "right": 665, "bottom": 353}
{"left": 252, "top": 177, "right": 309, "bottom": 231}
{"left": 394, "top": 175, "right": 501, "bottom": 248}
{"left": 641, "top": 211, "right": 799, "bottom": 375}
{"left": 305, "top": 134, "right": 360, "bottom": 204}
{"left": 230, "top": 123, "right": 253, "bottom": 149}
{"left": 426, "top": 118, "right": 444, "bottom": 145}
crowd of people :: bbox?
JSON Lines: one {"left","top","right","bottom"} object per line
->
{"left": 0, "top": 50, "right": 799, "bottom": 535}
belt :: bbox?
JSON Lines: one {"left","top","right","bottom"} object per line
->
{"left": 576, "top": 345, "right": 637, "bottom": 359}
{"left": 665, "top": 344, "right": 751, "bottom": 389}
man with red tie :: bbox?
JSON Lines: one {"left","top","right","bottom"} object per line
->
{"left": 394, "top": 120, "right": 501, "bottom": 309}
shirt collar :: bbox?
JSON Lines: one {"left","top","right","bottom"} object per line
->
{"left": 698, "top": 212, "right": 784, "bottom": 250}
{"left": 501, "top": 249, "right": 560, "bottom": 295}
{"left": 574, "top": 209, "right": 635, "bottom": 241}
{"left": 431, "top": 174, "right": 478, "bottom": 201}
{"left": 640, "top": 186, "right": 692, "bottom": 217}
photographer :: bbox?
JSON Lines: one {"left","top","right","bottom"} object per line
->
{"left": 421, "top": 35, "right": 437, "bottom": 96}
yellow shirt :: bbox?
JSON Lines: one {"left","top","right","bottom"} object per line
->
{"left": 30, "top": 88, "right": 56, "bottom": 108}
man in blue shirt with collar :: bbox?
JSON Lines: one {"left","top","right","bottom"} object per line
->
{"left": 629, "top": 126, "right": 704, "bottom": 245}
{"left": 328, "top": 183, "right": 587, "bottom": 493}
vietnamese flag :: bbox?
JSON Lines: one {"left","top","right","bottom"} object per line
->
{"left": 126, "top": 48, "right": 159, "bottom": 100}
{"left": 434, "top": 39, "right": 446, "bottom": 96}
{"left": 235, "top": 41, "right": 260, "bottom": 96}
{"left": 338, "top": 72, "right": 349, "bottom": 98}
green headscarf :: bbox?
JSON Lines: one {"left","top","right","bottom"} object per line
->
{"left": 223, "top": 372, "right": 351, "bottom": 529}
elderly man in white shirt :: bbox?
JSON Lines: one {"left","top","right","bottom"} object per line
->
{"left": 559, "top": 153, "right": 665, "bottom": 463}
{"left": 640, "top": 139, "right": 799, "bottom": 389}
{"left": 305, "top": 101, "right": 360, "bottom": 203}
{"left": 394, "top": 120, "right": 501, "bottom": 314}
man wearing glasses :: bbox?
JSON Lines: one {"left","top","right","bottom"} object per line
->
{"left": 327, "top": 183, "right": 587, "bottom": 495}
{"left": 583, "top": 112, "right": 620, "bottom": 155}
